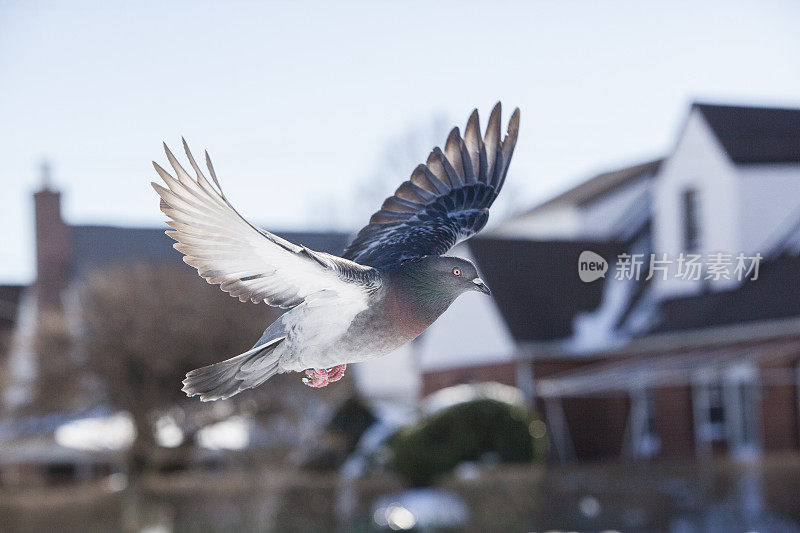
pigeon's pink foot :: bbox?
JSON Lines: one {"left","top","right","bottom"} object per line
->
{"left": 303, "top": 368, "right": 329, "bottom": 388}
{"left": 301, "top": 365, "right": 347, "bottom": 388}
{"left": 326, "top": 364, "right": 347, "bottom": 383}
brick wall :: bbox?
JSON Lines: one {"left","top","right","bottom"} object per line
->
{"left": 421, "top": 361, "right": 517, "bottom": 397}
{"left": 421, "top": 336, "right": 800, "bottom": 462}
{"left": 654, "top": 386, "right": 695, "bottom": 457}
{"left": 760, "top": 358, "right": 799, "bottom": 451}
{"left": 33, "top": 189, "right": 69, "bottom": 308}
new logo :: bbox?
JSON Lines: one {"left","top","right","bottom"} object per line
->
{"left": 578, "top": 250, "right": 608, "bottom": 282}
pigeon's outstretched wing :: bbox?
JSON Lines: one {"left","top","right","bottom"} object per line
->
{"left": 342, "top": 102, "right": 519, "bottom": 268}
{"left": 152, "top": 141, "right": 381, "bottom": 308}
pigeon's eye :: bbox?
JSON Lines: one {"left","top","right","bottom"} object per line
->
{"left": 452, "top": 267, "right": 461, "bottom": 276}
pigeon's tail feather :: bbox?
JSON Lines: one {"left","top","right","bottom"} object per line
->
{"left": 182, "top": 336, "right": 286, "bottom": 401}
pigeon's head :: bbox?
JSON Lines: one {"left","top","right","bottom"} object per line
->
{"left": 403, "top": 255, "right": 491, "bottom": 298}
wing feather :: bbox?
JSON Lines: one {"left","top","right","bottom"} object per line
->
{"left": 343, "top": 103, "right": 520, "bottom": 268}
{"left": 152, "top": 143, "right": 381, "bottom": 308}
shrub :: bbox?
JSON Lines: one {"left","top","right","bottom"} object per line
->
{"left": 388, "top": 399, "right": 546, "bottom": 487}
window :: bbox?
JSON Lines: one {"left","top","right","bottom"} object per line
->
{"left": 693, "top": 371, "right": 761, "bottom": 459}
{"left": 693, "top": 376, "right": 727, "bottom": 456}
{"left": 682, "top": 189, "right": 701, "bottom": 251}
{"left": 706, "top": 384, "right": 725, "bottom": 439}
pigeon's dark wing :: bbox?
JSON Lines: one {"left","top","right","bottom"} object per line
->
{"left": 152, "top": 141, "right": 381, "bottom": 308}
{"left": 342, "top": 103, "right": 520, "bottom": 268}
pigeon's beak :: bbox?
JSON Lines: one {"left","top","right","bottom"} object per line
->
{"left": 472, "top": 277, "right": 491, "bottom": 296}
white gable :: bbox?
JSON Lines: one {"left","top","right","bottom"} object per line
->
{"left": 651, "top": 107, "right": 740, "bottom": 297}
{"left": 491, "top": 204, "right": 582, "bottom": 240}
{"left": 738, "top": 163, "right": 800, "bottom": 254}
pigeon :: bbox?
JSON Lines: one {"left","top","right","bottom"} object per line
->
{"left": 151, "top": 102, "right": 519, "bottom": 401}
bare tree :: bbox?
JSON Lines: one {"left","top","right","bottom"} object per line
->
{"left": 79, "top": 264, "right": 271, "bottom": 474}
{"left": 304, "top": 113, "right": 452, "bottom": 230}
{"left": 78, "top": 264, "right": 354, "bottom": 475}
{"left": 28, "top": 309, "right": 88, "bottom": 415}
{"left": 352, "top": 113, "right": 451, "bottom": 226}
{"left": 343, "top": 110, "right": 525, "bottom": 226}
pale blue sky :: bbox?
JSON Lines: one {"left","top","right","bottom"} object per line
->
{"left": 1, "top": 0, "right": 799, "bottom": 283}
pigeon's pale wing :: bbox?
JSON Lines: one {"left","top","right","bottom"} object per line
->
{"left": 342, "top": 103, "right": 519, "bottom": 268}
{"left": 152, "top": 141, "right": 381, "bottom": 308}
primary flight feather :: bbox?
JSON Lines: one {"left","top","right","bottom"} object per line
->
{"left": 152, "top": 103, "right": 520, "bottom": 401}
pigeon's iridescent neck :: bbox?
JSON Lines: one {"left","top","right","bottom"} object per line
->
{"left": 386, "top": 268, "right": 457, "bottom": 338}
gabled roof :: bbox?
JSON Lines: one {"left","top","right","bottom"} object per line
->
{"left": 650, "top": 254, "right": 800, "bottom": 334}
{"left": 521, "top": 159, "right": 661, "bottom": 215}
{"left": 468, "top": 237, "right": 625, "bottom": 341}
{"left": 70, "top": 226, "right": 177, "bottom": 278}
{"left": 68, "top": 224, "right": 352, "bottom": 280}
{"left": 477, "top": 102, "right": 800, "bottom": 347}
{"left": 694, "top": 102, "right": 800, "bottom": 164}
{"left": 472, "top": 225, "right": 800, "bottom": 345}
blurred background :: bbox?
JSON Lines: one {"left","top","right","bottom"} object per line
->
{"left": 2, "top": 1, "right": 800, "bottom": 531}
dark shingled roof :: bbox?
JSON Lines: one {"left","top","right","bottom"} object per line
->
{"left": 651, "top": 254, "right": 800, "bottom": 334}
{"left": 520, "top": 159, "right": 661, "bottom": 215}
{"left": 694, "top": 103, "right": 800, "bottom": 164}
{"left": 469, "top": 237, "right": 625, "bottom": 341}
{"left": 68, "top": 225, "right": 352, "bottom": 280}
{"left": 70, "top": 226, "right": 177, "bottom": 278}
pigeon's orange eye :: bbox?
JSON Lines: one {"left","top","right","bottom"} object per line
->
{"left": 452, "top": 267, "right": 461, "bottom": 276}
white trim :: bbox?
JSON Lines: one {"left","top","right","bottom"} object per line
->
{"left": 521, "top": 315, "right": 800, "bottom": 361}
{"left": 544, "top": 397, "right": 574, "bottom": 464}
{"left": 628, "top": 385, "right": 660, "bottom": 459}
{"left": 722, "top": 362, "right": 762, "bottom": 460}
{"left": 692, "top": 369, "right": 716, "bottom": 458}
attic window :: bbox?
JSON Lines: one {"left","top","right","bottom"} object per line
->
{"left": 682, "top": 189, "right": 700, "bottom": 252}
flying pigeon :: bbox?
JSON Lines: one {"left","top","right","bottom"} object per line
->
{"left": 151, "top": 103, "right": 519, "bottom": 401}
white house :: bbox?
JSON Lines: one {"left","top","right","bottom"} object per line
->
{"left": 416, "top": 102, "right": 800, "bottom": 462}
{"left": 425, "top": 102, "right": 800, "bottom": 359}
{"left": 497, "top": 103, "right": 800, "bottom": 301}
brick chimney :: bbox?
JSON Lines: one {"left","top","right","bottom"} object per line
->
{"left": 33, "top": 162, "right": 70, "bottom": 308}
